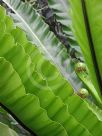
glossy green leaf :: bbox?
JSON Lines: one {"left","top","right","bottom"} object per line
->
{"left": 0, "top": 26, "right": 91, "bottom": 136}
{"left": 69, "top": 0, "right": 102, "bottom": 98}
{"left": 7, "top": 19, "right": 102, "bottom": 136}
{"left": 2, "top": 0, "right": 82, "bottom": 90}
{"left": 0, "top": 4, "right": 102, "bottom": 136}
{"left": 8, "top": 19, "right": 102, "bottom": 136}
{"left": 87, "top": 101, "right": 102, "bottom": 121}
{"left": 66, "top": 95, "right": 102, "bottom": 136}
{"left": 0, "top": 57, "right": 68, "bottom": 136}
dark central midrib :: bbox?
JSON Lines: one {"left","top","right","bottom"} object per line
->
{"left": 81, "top": 0, "right": 102, "bottom": 95}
